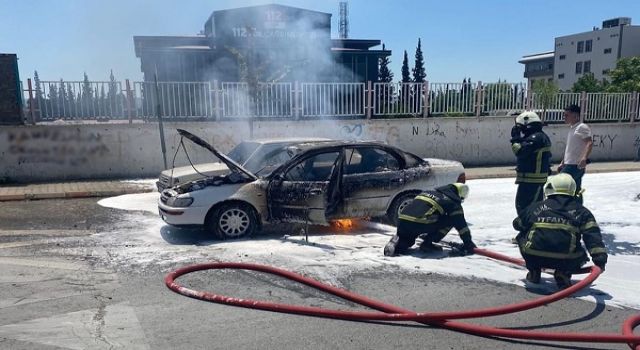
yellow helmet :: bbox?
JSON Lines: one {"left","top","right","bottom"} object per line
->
{"left": 543, "top": 174, "right": 577, "bottom": 197}
{"left": 453, "top": 183, "right": 469, "bottom": 201}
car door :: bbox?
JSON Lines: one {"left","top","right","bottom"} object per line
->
{"left": 340, "top": 146, "right": 406, "bottom": 218}
{"left": 267, "top": 150, "right": 342, "bottom": 225}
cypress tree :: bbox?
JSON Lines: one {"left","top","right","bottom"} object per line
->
{"left": 412, "top": 38, "right": 426, "bottom": 83}
{"left": 378, "top": 44, "right": 394, "bottom": 83}
{"left": 401, "top": 50, "right": 411, "bottom": 83}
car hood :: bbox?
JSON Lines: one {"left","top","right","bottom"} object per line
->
{"left": 424, "top": 158, "right": 463, "bottom": 168}
{"left": 162, "top": 162, "right": 229, "bottom": 178}
{"left": 176, "top": 129, "right": 257, "bottom": 181}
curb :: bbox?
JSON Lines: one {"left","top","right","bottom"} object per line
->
{"left": 0, "top": 187, "right": 153, "bottom": 202}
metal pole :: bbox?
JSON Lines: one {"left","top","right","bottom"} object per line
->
{"left": 366, "top": 81, "right": 372, "bottom": 119}
{"left": 154, "top": 70, "right": 168, "bottom": 169}
{"left": 27, "top": 78, "right": 35, "bottom": 125}
{"left": 125, "top": 79, "right": 133, "bottom": 124}
{"left": 422, "top": 81, "right": 429, "bottom": 118}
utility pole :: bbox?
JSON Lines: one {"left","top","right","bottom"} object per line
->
{"left": 154, "top": 67, "right": 168, "bottom": 169}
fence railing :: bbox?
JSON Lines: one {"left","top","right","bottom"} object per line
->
{"left": 21, "top": 79, "right": 640, "bottom": 123}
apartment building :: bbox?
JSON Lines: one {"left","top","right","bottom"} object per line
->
{"left": 520, "top": 17, "right": 640, "bottom": 90}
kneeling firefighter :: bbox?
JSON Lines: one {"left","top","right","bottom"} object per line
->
{"left": 513, "top": 173, "right": 608, "bottom": 289}
{"left": 383, "top": 183, "right": 477, "bottom": 257}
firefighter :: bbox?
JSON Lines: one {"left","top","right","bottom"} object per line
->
{"left": 383, "top": 183, "right": 477, "bottom": 257}
{"left": 513, "top": 173, "right": 608, "bottom": 289}
{"left": 510, "top": 111, "right": 552, "bottom": 216}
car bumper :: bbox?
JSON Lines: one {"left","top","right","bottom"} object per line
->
{"left": 158, "top": 201, "right": 209, "bottom": 226}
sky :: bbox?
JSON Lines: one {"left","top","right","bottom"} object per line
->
{"left": 98, "top": 172, "right": 640, "bottom": 309}
{"left": 2, "top": 0, "right": 640, "bottom": 83}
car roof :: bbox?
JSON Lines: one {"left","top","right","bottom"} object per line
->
{"left": 286, "top": 140, "right": 400, "bottom": 153}
{"left": 247, "top": 137, "right": 334, "bottom": 144}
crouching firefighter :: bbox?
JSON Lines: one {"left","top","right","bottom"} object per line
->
{"left": 383, "top": 183, "right": 477, "bottom": 257}
{"left": 510, "top": 111, "right": 552, "bottom": 215}
{"left": 513, "top": 173, "right": 608, "bottom": 289}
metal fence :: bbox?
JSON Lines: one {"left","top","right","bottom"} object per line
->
{"left": 21, "top": 78, "right": 640, "bottom": 123}
{"left": 301, "top": 82, "right": 364, "bottom": 117}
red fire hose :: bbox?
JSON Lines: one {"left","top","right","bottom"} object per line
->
{"left": 165, "top": 247, "right": 640, "bottom": 349}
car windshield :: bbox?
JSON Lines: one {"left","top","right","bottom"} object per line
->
{"left": 244, "top": 143, "right": 297, "bottom": 177}
{"left": 226, "top": 141, "right": 261, "bottom": 165}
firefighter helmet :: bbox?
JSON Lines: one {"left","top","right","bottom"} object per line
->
{"left": 515, "top": 111, "right": 542, "bottom": 126}
{"left": 543, "top": 173, "right": 577, "bottom": 197}
{"left": 453, "top": 183, "right": 469, "bottom": 201}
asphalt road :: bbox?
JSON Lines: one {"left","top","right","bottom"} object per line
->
{"left": 0, "top": 198, "right": 637, "bottom": 349}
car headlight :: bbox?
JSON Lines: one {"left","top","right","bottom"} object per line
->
{"left": 167, "top": 196, "right": 194, "bottom": 207}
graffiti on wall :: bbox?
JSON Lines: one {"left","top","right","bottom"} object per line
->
{"left": 6, "top": 129, "right": 109, "bottom": 166}
{"left": 592, "top": 134, "right": 617, "bottom": 150}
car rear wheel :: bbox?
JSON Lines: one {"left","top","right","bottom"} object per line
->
{"left": 386, "top": 192, "right": 418, "bottom": 226}
{"left": 207, "top": 202, "right": 258, "bottom": 239}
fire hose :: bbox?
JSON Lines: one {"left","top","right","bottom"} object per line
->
{"left": 165, "top": 247, "right": 640, "bottom": 349}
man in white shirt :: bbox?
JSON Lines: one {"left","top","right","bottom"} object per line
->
{"left": 557, "top": 104, "right": 593, "bottom": 203}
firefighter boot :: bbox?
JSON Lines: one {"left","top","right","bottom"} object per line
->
{"left": 554, "top": 270, "right": 573, "bottom": 289}
{"left": 526, "top": 268, "right": 541, "bottom": 284}
{"left": 384, "top": 235, "right": 402, "bottom": 257}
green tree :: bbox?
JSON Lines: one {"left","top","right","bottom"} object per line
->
{"left": 606, "top": 56, "right": 640, "bottom": 92}
{"left": 532, "top": 80, "right": 559, "bottom": 121}
{"left": 48, "top": 84, "right": 58, "bottom": 118}
{"left": 58, "top": 79, "right": 67, "bottom": 117}
{"left": 66, "top": 82, "right": 76, "bottom": 118}
{"left": 378, "top": 44, "right": 393, "bottom": 83}
{"left": 412, "top": 38, "right": 426, "bottom": 83}
{"left": 82, "top": 72, "right": 93, "bottom": 116}
{"left": 572, "top": 73, "right": 606, "bottom": 92}
{"left": 401, "top": 50, "right": 411, "bottom": 83}
{"left": 377, "top": 44, "right": 394, "bottom": 114}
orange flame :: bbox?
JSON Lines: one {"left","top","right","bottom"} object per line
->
{"left": 332, "top": 219, "right": 355, "bottom": 231}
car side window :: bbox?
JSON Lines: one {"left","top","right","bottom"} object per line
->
{"left": 346, "top": 147, "right": 400, "bottom": 174}
{"left": 284, "top": 151, "right": 340, "bottom": 182}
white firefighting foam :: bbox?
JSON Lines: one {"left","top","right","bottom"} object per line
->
{"left": 98, "top": 172, "right": 640, "bottom": 308}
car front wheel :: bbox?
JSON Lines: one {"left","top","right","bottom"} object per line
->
{"left": 208, "top": 202, "right": 258, "bottom": 239}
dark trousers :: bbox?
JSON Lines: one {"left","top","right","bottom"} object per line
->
{"left": 515, "top": 182, "right": 545, "bottom": 216}
{"left": 561, "top": 164, "right": 585, "bottom": 203}
{"left": 516, "top": 235, "right": 588, "bottom": 273}
{"left": 394, "top": 220, "right": 449, "bottom": 254}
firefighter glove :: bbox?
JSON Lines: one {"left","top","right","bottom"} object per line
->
{"left": 591, "top": 253, "right": 608, "bottom": 271}
{"left": 462, "top": 240, "right": 477, "bottom": 255}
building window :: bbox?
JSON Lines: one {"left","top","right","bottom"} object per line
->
{"left": 584, "top": 60, "right": 591, "bottom": 73}
{"left": 603, "top": 69, "right": 610, "bottom": 75}
{"left": 577, "top": 41, "right": 584, "bottom": 53}
{"left": 575, "top": 62, "right": 583, "bottom": 74}
{"left": 604, "top": 48, "right": 612, "bottom": 54}
{"left": 558, "top": 74, "right": 565, "bottom": 79}
{"left": 585, "top": 40, "right": 592, "bottom": 52}
{"left": 610, "top": 33, "right": 619, "bottom": 38}
{"left": 559, "top": 54, "right": 566, "bottom": 60}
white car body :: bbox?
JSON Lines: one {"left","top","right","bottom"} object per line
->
{"left": 158, "top": 129, "right": 465, "bottom": 238}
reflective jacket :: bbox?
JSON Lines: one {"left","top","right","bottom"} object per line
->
{"left": 513, "top": 196, "right": 607, "bottom": 260}
{"left": 398, "top": 184, "right": 472, "bottom": 242}
{"left": 511, "top": 130, "right": 552, "bottom": 184}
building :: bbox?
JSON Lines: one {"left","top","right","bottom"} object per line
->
{"left": 518, "top": 51, "right": 554, "bottom": 88}
{"left": 520, "top": 17, "right": 640, "bottom": 91}
{"left": 133, "top": 4, "right": 390, "bottom": 83}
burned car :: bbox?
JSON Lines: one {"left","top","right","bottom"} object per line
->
{"left": 158, "top": 129, "right": 466, "bottom": 239}
{"left": 156, "top": 135, "right": 332, "bottom": 191}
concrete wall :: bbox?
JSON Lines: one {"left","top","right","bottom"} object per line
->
{"left": 1, "top": 117, "right": 639, "bottom": 183}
